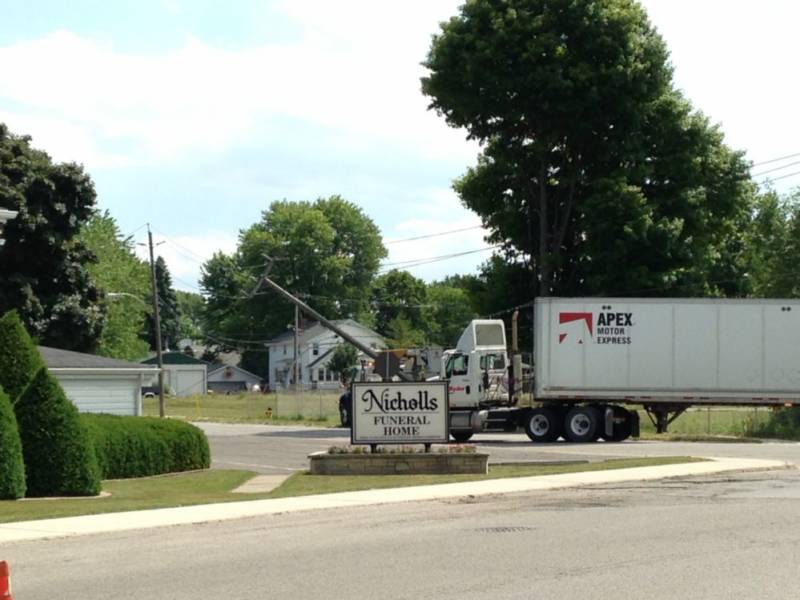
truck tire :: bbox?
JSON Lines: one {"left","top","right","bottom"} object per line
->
{"left": 451, "top": 431, "right": 474, "bottom": 443}
{"left": 339, "top": 406, "right": 350, "bottom": 428}
{"left": 564, "top": 406, "right": 601, "bottom": 443}
{"left": 524, "top": 407, "right": 561, "bottom": 443}
{"left": 601, "top": 406, "right": 632, "bottom": 442}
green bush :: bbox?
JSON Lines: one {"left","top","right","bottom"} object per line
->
{"left": 0, "top": 387, "right": 26, "bottom": 499}
{"left": 747, "top": 407, "right": 800, "bottom": 441}
{"left": 0, "top": 311, "right": 45, "bottom": 402}
{"left": 83, "top": 414, "right": 210, "bottom": 479}
{"left": 15, "top": 368, "right": 101, "bottom": 497}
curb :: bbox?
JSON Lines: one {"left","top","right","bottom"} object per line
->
{"left": 0, "top": 457, "right": 789, "bottom": 545}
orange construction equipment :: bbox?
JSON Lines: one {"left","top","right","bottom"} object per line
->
{"left": 0, "top": 561, "right": 12, "bottom": 600}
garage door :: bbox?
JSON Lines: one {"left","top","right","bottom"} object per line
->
{"left": 55, "top": 377, "right": 140, "bottom": 416}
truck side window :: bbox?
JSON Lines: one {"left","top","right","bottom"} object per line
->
{"left": 446, "top": 354, "right": 469, "bottom": 377}
{"left": 479, "top": 354, "right": 505, "bottom": 370}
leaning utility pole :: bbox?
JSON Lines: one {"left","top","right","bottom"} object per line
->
{"left": 147, "top": 225, "right": 166, "bottom": 418}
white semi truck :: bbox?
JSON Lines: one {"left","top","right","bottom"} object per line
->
{"left": 445, "top": 298, "right": 800, "bottom": 443}
{"left": 258, "top": 275, "right": 800, "bottom": 444}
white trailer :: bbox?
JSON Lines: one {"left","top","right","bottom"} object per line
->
{"left": 527, "top": 297, "right": 800, "bottom": 440}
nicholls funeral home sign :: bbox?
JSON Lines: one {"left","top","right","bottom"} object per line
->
{"left": 351, "top": 382, "right": 449, "bottom": 445}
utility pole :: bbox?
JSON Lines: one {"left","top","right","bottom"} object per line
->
{"left": 294, "top": 305, "right": 300, "bottom": 392}
{"left": 147, "top": 225, "right": 166, "bottom": 418}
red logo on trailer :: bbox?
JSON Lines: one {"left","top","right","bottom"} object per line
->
{"left": 558, "top": 312, "right": 593, "bottom": 344}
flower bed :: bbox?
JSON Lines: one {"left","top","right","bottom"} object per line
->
{"left": 309, "top": 448, "right": 488, "bottom": 475}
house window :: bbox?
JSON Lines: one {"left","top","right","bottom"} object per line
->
{"left": 313, "top": 343, "right": 319, "bottom": 356}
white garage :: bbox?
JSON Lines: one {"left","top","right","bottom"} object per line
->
{"left": 141, "top": 352, "right": 207, "bottom": 397}
{"left": 40, "top": 346, "right": 158, "bottom": 416}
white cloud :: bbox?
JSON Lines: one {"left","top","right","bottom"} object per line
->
{"left": 0, "top": 2, "right": 474, "bottom": 171}
{"left": 134, "top": 230, "right": 239, "bottom": 293}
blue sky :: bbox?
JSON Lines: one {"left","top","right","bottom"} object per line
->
{"left": 1, "top": 0, "right": 799, "bottom": 292}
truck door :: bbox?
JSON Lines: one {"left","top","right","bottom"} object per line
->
{"left": 445, "top": 352, "right": 472, "bottom": 408}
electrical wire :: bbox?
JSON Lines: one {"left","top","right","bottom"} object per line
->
{"left": 380, "top": 245, "right": 501, "bottom": 270}
{"left": 761, "top": 169, "right": 800, "bottom": 183}
{"left": 752, "top": 152, "right": 800, "bottom": 168}
{"left": 752, "top": 159, "right": 800, "bottom": 178}
{"left": 385, "top": 225, "right": 483, "bottom": 244}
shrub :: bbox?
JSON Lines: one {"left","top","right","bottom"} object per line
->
{"left": 83, "top": 414, "right": 210, "bottom": 479}
{"left": 15, "top": 368, "right": 101, "bottom": 497}
{"left": 0, "top": 311, "right": 45, "bottom": 402}
{"left": 0, "top": 386, "right": 26, "bottom": 499}
{"left": 747, "top": 407, "right": 800, "bottom": 441}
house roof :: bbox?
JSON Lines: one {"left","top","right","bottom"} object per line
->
{"left": 39, "top": 346, "right": 157, "bottom": 370}
{"left": 207, "top": 364, "right": 263, "bottom": 381}
{"left": 142, "top": 352, "right": 209, "bottom": 366}
{"left": 265, "top": 319, "right": 384, "bottom": 348}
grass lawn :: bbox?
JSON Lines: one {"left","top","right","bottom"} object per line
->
{"left": 143, "top": 393, "right": 776, "bottom": 441}
{"left": 143, "top": 391, "right": 342, "bottom": 427}
{"left": 0, "top": 457, "right": 701, "bottom": 524}
{"left": 636, "top": 407, "right": 773, "bottom": 439}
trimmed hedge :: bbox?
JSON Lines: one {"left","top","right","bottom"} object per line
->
{"left": 83, "top": 414, "right": 210, "bottom": 479}
{"left": 0, "top": 311, "right": 45, "bottom": 402}
{"left": 15, "top": 368, "right": 101, "bottom": 497}
{"left": 0, "top": 387, "right": 26, "bottom": 499}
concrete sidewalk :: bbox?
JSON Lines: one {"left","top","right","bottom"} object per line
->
{"left": 0, "top": 457, "right": 789, "bottom": 545}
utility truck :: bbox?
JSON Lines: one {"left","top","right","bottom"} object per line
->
{"left": 256, "top": 275, "right": 800, "bottom": 443}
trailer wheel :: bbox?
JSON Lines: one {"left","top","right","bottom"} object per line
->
{"left": 564, "top": 406, "right": 601, "bottom": 443}
{"left": 524, "top": 408, "right": 561, "bottom": 443}
{"left": 601, "top": 406, "right": 632, "bottom": 442}
{"left": 451, "top": 431, "right": 474, "bottom": 443}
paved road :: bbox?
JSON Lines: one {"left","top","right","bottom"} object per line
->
{"left": 7, "top": 468, "right": 800, "bottom": 599}
{"left": 200, "top": 422, "right": 800, "bottom": 474}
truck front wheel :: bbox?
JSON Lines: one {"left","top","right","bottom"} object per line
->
{"left": 524, "top": 408, "right": 561, "bottom": 443}
{"left": 564, "top": 406, "right": 601, "bottom": 443}
{"left": 451, "top": 431, "right": 474, "bottom": 443}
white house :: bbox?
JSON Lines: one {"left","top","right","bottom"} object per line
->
{"left": 0, "top": 207, "right": 18, "bottom": 244}
{"left": 266, "top": 319, "right": 386, "bottom": 391}
{"left": 40, "top": 346, "right": 158, "bottom": 416}
{"left": 207, "top": 364, "right": 263, "bottom": 394}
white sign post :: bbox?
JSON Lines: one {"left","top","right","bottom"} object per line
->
{"left": 351, "top": 382, "right": 449, "bottom": 446}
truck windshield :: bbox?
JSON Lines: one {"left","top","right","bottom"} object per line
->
{"left": 445, "top": 354, "right": 468, "bottom": 377}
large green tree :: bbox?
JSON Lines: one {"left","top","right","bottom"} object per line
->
{"left": 370, "top": 269, "right": 430, "bottom": 341}
{"left": 745, "top": 188, "right": 800, "bottom": 298}
{"left": 77, "top": 212, "right": 151, "bottom": 360}
{"left": 145, "top": 257, "right": 181, "bottom": 351}
{"left": 425, "top": 283, "right": 476, "bottom": 347}
{"left": 423, "top": 0, "right": 753, "bottom": 298}
{"left": 0, "top": 123, "right": 104, "bottom": 350}
{"left": 201, "top": 196, "right": 386, "bottom": 346}
{"left": 176, "top": 291, "right": 205, "bottom": 341}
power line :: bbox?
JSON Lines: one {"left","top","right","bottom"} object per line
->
{"left": 752, "top": 159, "right": 800, "bottom": 178}
{"left": 762, "top": 169, "right": 800, "bottom": 183}
{"left": 752, "top": 152, "right": 800, "bottom": 168}
{"left": 380, "top": 245, "right": 501, "bottom": 270}
{"left": 385, "top": 225, "right": 483, "bottom": 244}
